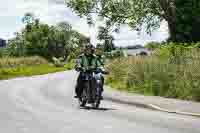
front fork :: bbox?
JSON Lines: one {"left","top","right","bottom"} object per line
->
{"left": 84, "top": 80, "right": 94, "bottom": 101}
{"left": 96, "top": 79, "right": 103, "bottom": 97}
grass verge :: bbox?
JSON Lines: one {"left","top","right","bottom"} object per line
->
{"left": 0, "top": 64, "right": 72, "bottom": 80}
{"left": 0, "top": 56, "right": 75, "bottom": 80}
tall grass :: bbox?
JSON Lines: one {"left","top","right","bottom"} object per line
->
{"left": 106, "top": 47, "right": 200, "bottom": 102}
{"left": 0, "top": 56, "right": 48, "bottom": 68}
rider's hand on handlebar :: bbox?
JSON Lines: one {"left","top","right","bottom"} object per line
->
{"left": 75, "top": 67, "right": 84, "bottom": 72}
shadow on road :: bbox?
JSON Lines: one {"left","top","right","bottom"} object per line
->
{"left": 80, "top": 106, "right": 116, "bottom": 111}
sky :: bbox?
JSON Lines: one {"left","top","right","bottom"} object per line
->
{"left": 0, "top": 0, "right": 169, "bottom": 46}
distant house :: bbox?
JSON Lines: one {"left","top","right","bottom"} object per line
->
{"left": 123, "top": 44, "right": 151, "bottom": 56}
{"left": 117, "top": 44, "right": 152, "bottom": 56}
{"left": 0, "top": 38, "right": 6, "bottom": 47}
{"left": 126, "top": 45, "right": 144, "bottom": 49}
{"left": 126, "top": 48, "right": 151, "bottom": 56}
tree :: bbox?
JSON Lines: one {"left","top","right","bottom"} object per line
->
{"left": 97, "top": 26, "right": 115, "bottom": 52}
{"left": 47, "top": 22, "right": 73, "bottom": 59}
{"left": 66, "top": 0, "right": 199, "bottom": 43}
{"left": 23, "top": 20, "right": 73, "bottom": 59}
{"left": 57, "top": 22, "right": 72, "bottom": 31}
{"left": 6, "top": 32, "right": 26, "bottom": 57}
{"left": 22, "top": 12, "right": 35, "bottom": 32}
{"left": 6, "top": 13, "right": 88, "bottom": 61}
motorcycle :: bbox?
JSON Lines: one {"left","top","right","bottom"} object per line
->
{"left": 76, "top": 68, "right": 108, "bottom": 108}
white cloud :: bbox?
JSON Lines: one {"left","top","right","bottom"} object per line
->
{"left": 113, "top": 21, "right": 169, "bottom": 46}
{"left": 0, "top": 0, "right": 169, "bottom": 46}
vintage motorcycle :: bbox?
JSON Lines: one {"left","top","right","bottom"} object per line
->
{"left": 76, "top": 68, "right": 108, "bottom": 108}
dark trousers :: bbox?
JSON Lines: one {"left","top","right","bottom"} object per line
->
{"left": 75, "top": 73, "right": 84, "bottom": 97}
{"left": 100, "top": 76, "right": 104, "bottom": 92}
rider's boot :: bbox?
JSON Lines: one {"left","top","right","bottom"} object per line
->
{"left": 74, "top": 95, "right": 79, "bottom": 98}
{"left": 100, "top": 95, "right": 103, "bottom": 100}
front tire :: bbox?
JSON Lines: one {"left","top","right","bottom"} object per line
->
{"left": 95, "top": 86, "right": 102, "bottom": 108}
{"left": 79, "top": 99, "right": 86, "bottom": 107}
{"left": 95, "top": 99, "right": 101, "bottom": 108}
{"left": 79, "top": 88, "right": 87, "bottom": 107}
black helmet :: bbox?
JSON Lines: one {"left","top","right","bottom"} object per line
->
{"left": 86, "top": 38, "right": 91, "bottom": 43}
{"left": 84, "top": 44, "right": 95, "bottom": 53}
{"left": 85, "top": 44, "right": 94, "bottom": 49}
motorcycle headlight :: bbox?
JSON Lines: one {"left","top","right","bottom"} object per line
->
{"left": 94, "top": 73, "right": 102, "bottom": 80}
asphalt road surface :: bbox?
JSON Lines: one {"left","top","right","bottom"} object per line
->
{"left": 0, "top": 71, "right": 199, "bottom": 133}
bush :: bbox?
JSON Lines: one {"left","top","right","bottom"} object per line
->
{"left": 144, "top": 41, "right": 164, "bottom": 50}
{"left": 64, "top": 59, "right": 75, "bottom": 70}
{"left": 0, "top": 48, "right": 7, "bottom": 57}
{"left": 52, "top": 57, "right": 65, "bottom": 67}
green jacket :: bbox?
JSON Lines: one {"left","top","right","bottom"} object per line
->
{"left": 96, "top": 55, "right": 105, "bottom": 67}
{"left": 75, "top": 54, "right": 102, "bottom": 70}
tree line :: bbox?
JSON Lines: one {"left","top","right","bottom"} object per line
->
{"left": 1, "top": 13, "right": 88, "bottom": 61}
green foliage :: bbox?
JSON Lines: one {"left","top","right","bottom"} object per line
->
{"left": 106, "top": 44, "right": 200, "bottom": 101}
{"left": 52, "top": 57, "right": 66, "bottom": 67}
{"left": 144, "top": 41, "right": 164, "bottom": 50}
{"left": 0, "top": 48, "right": 7, "bottom": 57}
{"left": 97, "top": 26, "right": 115, "bottom": 52}
{"left": 64, "top": 59, "right": 75, "bottom": 70}
{"left": 66, "top": 0, "right": 200, "bottom": 42}
{"left": 66, "top": 0, "right": 161, "bottom": 33}
{"left": 4, "top": 13, "right": 88, "bottom": 61}
{"left": 6, "top": 34, "right": 26, "bottom": 57}
{"left": 174, "top": 0, "right": 200, "bottom": 42}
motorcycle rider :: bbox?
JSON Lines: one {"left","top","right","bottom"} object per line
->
{"left": 74, "top": 42, "right": 102, "bottom": 100}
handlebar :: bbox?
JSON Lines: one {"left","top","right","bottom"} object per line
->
{"left": 75, "top": 67, "right": 109, "bottom": 74}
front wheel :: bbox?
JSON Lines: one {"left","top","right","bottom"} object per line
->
{"left": 94, "top": 86, "right": 102, "bottom": 108}
{"left": 95, "top": 98, "right": 101, "bottom": 108}
{"left": 79, "top": 88, "right": 87, "bottom": 107}
{"left": 91, "top": 100, "right": 100, "bottom": 109}
{"left": 79, "top": 99, "right": 86, "bottom": 107}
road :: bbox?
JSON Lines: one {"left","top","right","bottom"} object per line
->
{"left": 0, "top": 71, "right": 199, "bottom": 133}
